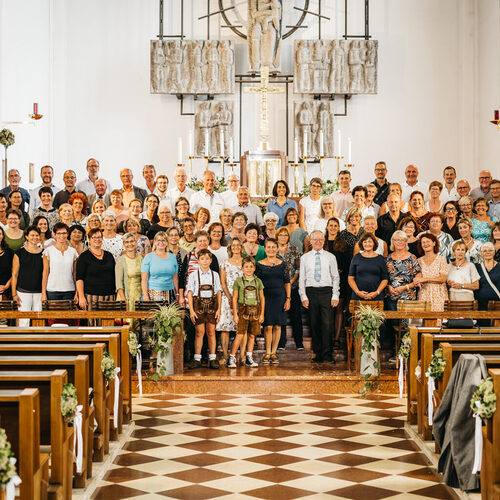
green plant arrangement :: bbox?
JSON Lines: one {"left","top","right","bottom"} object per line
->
{"left": 187, "top": 175, "right": 228, "bottom": 193}
{"left": 0, "top": 129, "right": 15, "bottom": 150}
{"left": 101, "top": 351, "right": 118, "bottom": 383}
{"left": 353, "top": 304, "right": 386, "bottom": 395}
{"left": 127, "top": 331, "right": 139, "bottom": 357}
{"left": 299, "top": 178, "right": 339, "bottom": 197}
{"left": 0, "top": 428, "right": 17, "bottom": 487}
{"left": 426, "top": 348, "right": 446, "bottom": 380}
{"left": 60, "top": 383, "right": 78, "bottom": 424}
{"left": 398, "top": 332, "right": 411, "bottom": 359}
{"left": 149, "top": 303, "right": 185, "bottom": 381}
{"left": 470, "top": 377, "right": 497, "bottom": 420}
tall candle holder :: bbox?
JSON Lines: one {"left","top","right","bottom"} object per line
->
{"left": 187, "top": 156, "right": 195, "bottom": 178}
{"left": 300, "top": 155, "right": 310, "bottom": 188}
{"left": 289, "top": 162, "right": 301, "bottom": 196}
{"left": 218, "top": 155, "right": 228, "bottom": 179}
{"left": 334, "top": 155, "right": 344, "bottom": 178}
{"left": 345, "top": 163, "right": 354, "bottom": 172}
{"left": 316, "top": 156, "right": 325, "bottom": 179}
{"left": 226, "top": 162, "right": 237, "bottom": 176}
{"left": 202, "top": 155, "right": 213, "bottom": 171}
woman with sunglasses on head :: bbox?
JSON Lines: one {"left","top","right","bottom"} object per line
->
{"left": 314, "top": 196, "right": 345, "bottom": 234}
{"left": 141, "top": 194, "right": 160, "bottom": 225}
{"left": 471, "top": 197, "right": 498, "bottom": 244}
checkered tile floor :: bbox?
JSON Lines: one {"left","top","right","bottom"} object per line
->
{"left": 91, "top": 394, "right": 455, "bottom": 499}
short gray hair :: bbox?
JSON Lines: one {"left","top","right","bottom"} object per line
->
{"left": 263, "top": 211, "right": 279, "bottom": 222}
{"left": 390, "top": 230, "right": 408, "bottom": 252}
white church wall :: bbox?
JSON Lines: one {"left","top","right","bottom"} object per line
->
{"left": 0, "top": 0, "right": 498, "bottom": 192}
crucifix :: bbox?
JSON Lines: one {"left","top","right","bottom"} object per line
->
{"left": 245, "top": 65, "right": 284, "bottom": 150}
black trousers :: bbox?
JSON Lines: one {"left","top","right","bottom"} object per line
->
{"left": 279, "top": 287, "right": 304, "bottom": 348}
{"left": 306, "top": 286, "right": 333, "bottom": 360}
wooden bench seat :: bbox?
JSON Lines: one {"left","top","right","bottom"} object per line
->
{"left": 0, "top": 326, "right": 132, "bottom": 424}
{"left": 0, "top": 354, "right": 93, "bottom": 484}
{"left": 0, "top": 388, "right": 49, "bottom": 500}
{"left": 0, "top": 370, "right": 73, "bottom": 499}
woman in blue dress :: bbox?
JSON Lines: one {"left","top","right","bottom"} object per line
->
{"left": 471, "top": 198, "right": 498, "bottom": 244}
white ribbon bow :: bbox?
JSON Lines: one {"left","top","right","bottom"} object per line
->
{"left": 73, "top": 405, "right": 84, "bottom": 473}
{"left": 472, "top": 401, "right": 483, "bottom": 474}
{"left": 136, "top": 346, "right": 143, "bottom": 396}
{"left": 114, "top": 368, "right": 121, "bottom": 428}
{"left": 398, "top": 355, "right": 405, "bottom": 399}
{"left": 426, "top": 373, "right": 436, "bottom": 426}
{"left": 5, "top": 458, "right": 21, "bottom": 500}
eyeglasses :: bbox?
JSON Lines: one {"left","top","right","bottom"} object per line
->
{"left": 91, "top": 236, "right": 103, "bottom": 240}
{"left": 176, "top": 203, "right": 188, "bottom": 207}
{"left": 445, "top": 207, "right": 457, "bottom": 211}
{"left": 56, "top": 232, "right": 68, "bottom": 236}
{"left": 457, "top": 186, "right": 469, "bottom": 190}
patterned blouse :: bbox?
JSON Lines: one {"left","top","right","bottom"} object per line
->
{"left": 136, "top": 235, "right": 151, "bottom": 256}
{"left": 277, "top": 244, "right": 300, "bottom": 288}
{"left": 471, "top": 217, "right": 498, "bottom": 244}
{"left": 340, "top": 228, "right": 365, "bottom": 252}
{"left": 385, "top": 254, "right": 422, "bottom": 301}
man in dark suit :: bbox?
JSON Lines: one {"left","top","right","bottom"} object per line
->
{"left": 119, "top": 168, "right": 147, "bottom": 207}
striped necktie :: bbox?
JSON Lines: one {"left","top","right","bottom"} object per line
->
{"left": 314, "top": 252, "right": 321, "bottom": 282}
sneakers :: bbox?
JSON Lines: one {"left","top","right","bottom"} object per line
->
{"left": 277, "top": 346, "right": 285, "bottom": 351}
{"left": 270, "top": 353, "right": 279, "bottom": 365}
{"left": 262, "top": 353, "right": 271, "bottom": 365}
{"left": 296, "top": 346, "right": 305, "bottom": 351}
{"left": 188, "top": 358, "right": 201, "bottom": 369}
{"left": 227, "top": 355, "right": 237, "bottom": 368}
{"left": 245, "top": 354, "right": 258, "bottom": 367}
{"left": 209, "top": 358, "right": 220, "bottom": 370}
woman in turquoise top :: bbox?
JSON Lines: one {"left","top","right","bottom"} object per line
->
{"left": 141, "top": 231, "right": 179, "bottom": 303}
{"left": 242, "top": 223, "right": 266, "bottom": 263}
{"left": 471, "top": 198, "right": 498, "bottom": 244}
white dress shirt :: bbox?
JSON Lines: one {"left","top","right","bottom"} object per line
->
{"left": 186, "top": 269, "right": 222, "bottom": 297}
{"left": 401, "top": 180, "right": 429, "bottom": 202}
{"left": 230, "top": 203, "right": 263, "bottom": 225}
{"left": 76, "top": 177, "right": 111, "bottom": 196}
{"left": 190, "top": 190, "right": 225, "bottom": 222}
{"left": 221, "top": 189, "right": 238, "bottom": 208}
{"left": 298, "top": 249, "right": 340, "bottom": 301}
{"left": 29, "top": 183, "right": 61, "bottom": 213}
{"left": 167, "top": 185, "right": 195, "bottom": 211}
{"left": 441, "top": 185, "right": 460, "bottom": 202}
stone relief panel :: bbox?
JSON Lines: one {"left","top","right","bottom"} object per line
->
{"left": 294, "top": 39, "right": 378, "bottom": 94}
{"left": 294, "top": 100, "right": 335, "bottom": 158}
{"left": 194, "top": 101, "right": 234, "bottom": 157}
{"left": 150, "top": 40, "right": 235, "bottom": 94}
{"left": 247, "top": 0, "right": 282, "bottom": 73}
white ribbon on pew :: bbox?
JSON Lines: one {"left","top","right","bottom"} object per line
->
{"left": 73, "top": 404, "right": 84, "bottom": 473}
{"left": 472, "top": 401, "right": 483, "bottom": 474}
{"left": 5, "top": 457, "right": 21, "bottom": 500}
{"left": 136, "top": 346, "right": 143, "bottom": 396}
{"left": 427, "top": 373, "right": 436, "bottom": 426}
{"left": 398, "top": 355, "right": 405, "bottom": 398}
{"left": 114, "top": 368, "right": 121, "bottom": 428}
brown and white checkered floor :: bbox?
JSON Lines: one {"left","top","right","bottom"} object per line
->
{"left": 91, "top": 394, "right": 456, "bottom": 499}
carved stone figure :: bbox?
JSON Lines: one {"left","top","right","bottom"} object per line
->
{"left": 150, "top": 40, "right": 234, "bottom": 95}
{"left": 293, "top": 40, "right": 378, "bottom": 95}
{"left": 247, "top": 0, "right": 282, "bottom": 73}
{"left": 194, "top": 101, "right": 234, "bottom": 157}
{"left": 294, "top": 100, "right": 335, "bottom": 158}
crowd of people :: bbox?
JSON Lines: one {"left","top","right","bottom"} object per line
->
{"left": 2, "top": 158, "right": 500, "bottom": 368}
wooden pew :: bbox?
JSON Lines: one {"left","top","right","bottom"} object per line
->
{"left": 481, "top": 368, "right": 500, "bottom": 500}
{"left": 0, "top": 370, "right": 73, "bottom": 500}
{"left": 0, "top": 333, "right": 123, "bottom": 438}
{"left": 0, "top": 388, "right": 49, "bottom": 500}
{"left": 418, "top": 334, "right": 500, "bottom": 440}
{"left": 0, "top": 354, "right": 94, "bottom": 485}
{"left": 0, "top": 343, "right": 110, "bottom": 460}
{"left": 0, "top": 326, "right": 132, "bottom": 424}
{"left": 407, "top": 326, "right": 500, "bottom": 425}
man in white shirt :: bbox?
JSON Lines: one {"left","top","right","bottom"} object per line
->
{"left": 221, "top": 173, "right": 239, "bottom": 208}
{"left": 441, "top": 166, "right": 459, "bottom": 202}
{"left": 167, "top": 167, "right": 194, "bottom": 209}
{"left": 29, "top": 164, "right": 61, "bottom": 213}
{"left": 231, "top": 186, "right": 263, "bottom": 225}
{"left": 190, "top": 170, "right": 225, "bottom": 222}
{"left": 154, "top": 174, "right": 170, "bottom": 203}
{"left": 331, "top": 170, "right": 354, "bottom": 216}
{"left": 401, "top": 164, "right": 429, "bottom": 202}
{"left": 142, "top": 164, "right": 157, "bottom": 195}
{"left": 76, "top": 158, "right": 111, "bottom": 196}
{"left": 299, "top": 230, "right": 340, "bottom": 364}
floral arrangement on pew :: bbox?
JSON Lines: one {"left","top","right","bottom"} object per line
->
{"left": 149, "top": 303, "right": 185, "bottom": 381}
{"left": 0, "top": 427, "right": 20, "bottom": 497}
{"left": 101, "top": 351, "right": 118, "bottom": 383}
{"left": 127, "top": 332, "right": 139, "bottom": 357}
{"left": 425, "top": 348, "right": 446, "bottom": 425}
{"left": 60, "top": 383, "right": 78, "bottom": 424}
{"left": 397, "top": 332, "right": 412, "bottom": 397}
{"left": 187, "top": 176, "right": 227, "bottom": 193}
{"left": 353, "top": 304, "right": 385, "bottom": 395}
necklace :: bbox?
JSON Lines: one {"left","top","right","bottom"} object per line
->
{"left": 90, "top": 248, "right": 103, "bottom": 258}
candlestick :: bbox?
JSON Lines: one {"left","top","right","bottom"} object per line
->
{"left": 303, "top": 132, "right": 308, "bottom": 158}
{"left": 319, "top": 157, "right": 324, "bottom": 179}
{"left": 334, "top": 155, "right": 344, "bottom": 178}
{"left": 220, "top": 130, "right": 225, "bottom": 157}
{"left": 188, "top": 132, "right": 194, "bottom": 157}
{"left": 229, "top": 139, "right": 234, "bottom": 164}
{"left": 29, "top": 163, "right": 34, "bottom": 183}
{"left": 33, "top": 103, "right": 38, "bottom": 115}
{"left": 178, "top": 137, "right": 183, "bottom": 165}
{"left": 319, "top": 131, "right": 324, "bottom": 158}
{"left": 188, "top": 156, "right": 194, "bottom": 177}
{"left": 347, "top": 137, "right": 352, "bottom": 164}
{"left": 294, "top": 138, "right": 299, "bottom": 164}
{"left": 337, "top": 130, "right": 342, "bottom": 157}
{"left": 495, "top": 110, "right": 499, "bottom": 121}
{"left": 303, "top": 158, "right": 308, "bottom": 187}
{"left": 205, "top": 130, "right": 210, "bottom": 157}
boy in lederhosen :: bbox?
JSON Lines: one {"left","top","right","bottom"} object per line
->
{"left": 186, "top": 249, "right": 222, "bottom": 369}
{"left": 227, "top": 257, "right": 265, "bottom": 368}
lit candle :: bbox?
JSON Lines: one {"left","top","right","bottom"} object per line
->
{"left": 495, "top": 110, "right": 500, "bottom": 121}
{"left": 188, "top": 132, "right": 194, "bottom": 157}
{"left": 294, "top": 138, "right": 299, "bottom": 164}
{"left": 337, "top": 130, "right": 342, "bottom": 157}
{"left": 177, "top": 137, "right": 183, "bottom": 165}
{"left": 319, "top": 131, "right": 324, "bottom": 158}
{"left": 229, "top": 139, "right": 234, "bottom": 163}
{"left": 347, "top": 137, "right": 352, "bottom": 164}
{"left": 220, "top": 130, "right": 225, "bottom": 157}
{"left": 205, "top": 129, "right": 210, "bottom": 156}
{"left": 303, "top": 132, "right": 308, "bottom": 158}
{"left": 33, "top": 103, "right": 38, "bottom": 115}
